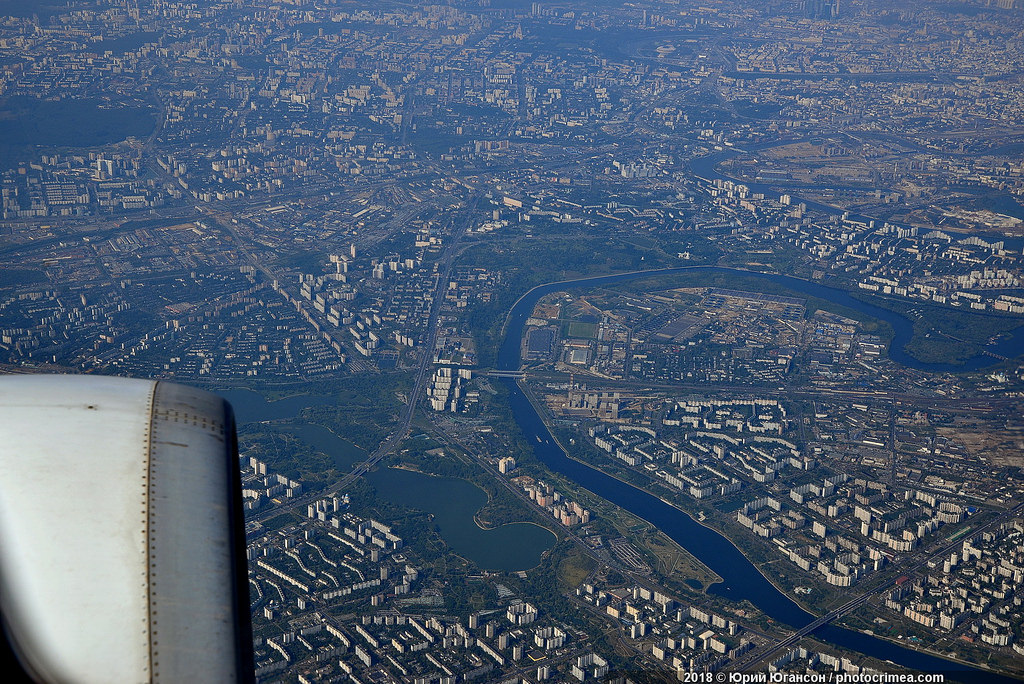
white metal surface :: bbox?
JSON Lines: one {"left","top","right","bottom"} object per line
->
{"left": 0, "top": 374, "right": 244, "bottom": 683}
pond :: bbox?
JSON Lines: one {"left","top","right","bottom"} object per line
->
{"left": 217, "top": 387, "right": 556, "bottom": 571}
{"left": 367, "top": 467, "right": 556, "bottom": 572}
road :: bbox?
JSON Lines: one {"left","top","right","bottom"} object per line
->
{"left": 499, "top": 370, "right": 1020, "bottom": 674}
{"left": 511, "top": 369, "right": 1014, "bottom": 412}
{"left": 248, "top": 194, "right": 481, "bottom": 525}
{"left": 336, "top": 195, "right": 481, "bottom": 482}
{"left": 729, "top": 500, "right": 1024, "bottom": 671}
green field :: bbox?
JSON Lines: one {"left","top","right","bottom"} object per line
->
{"left": 563, "top": 320, "right": 598, "bottom": 339}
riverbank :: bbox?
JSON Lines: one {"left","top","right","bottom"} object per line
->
{"left": 518, "top": 379, "right": 848, "bottom": 621}
{"left": 495, "top": 270, "right": 1018, "bottom": 681}
{"left": 520, "top": 382, "right": 1008, "bottom": 676}
{"left": 517, "top": 381, "right": 727, "bottom": 589}
{"left": 497, "top": 265, "right": 1023, "bottom": 374}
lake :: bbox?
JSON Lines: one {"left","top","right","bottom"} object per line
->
{"left": 215, "top": 387, "right": 333, "bottom": 424}
{"left": 367, "top": 467, "right": 556, "bottom": 572}
{"left": 217, "top": 387, "right": 556, "bottom": 571}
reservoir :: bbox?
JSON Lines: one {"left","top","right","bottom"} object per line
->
{"left": 497, "top": 268, "right": 1016, "bottom": 682}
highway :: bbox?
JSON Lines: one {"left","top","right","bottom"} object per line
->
{"left": 247, "top": 194, "right": 480, "bottom": 525}
{"left": 333, "top": 194, "right": 481, "bottom": 486}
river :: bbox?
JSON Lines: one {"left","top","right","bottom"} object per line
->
{"left": 499, "top": 266, "right": 1024, "bottom": 373}
{"left": 497, "top": 269, "right": 1019, "bottom": 682}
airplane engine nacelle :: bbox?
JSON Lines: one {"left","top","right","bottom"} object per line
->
{"left": 0, "top": 375, "right": 253, "bottom": 683}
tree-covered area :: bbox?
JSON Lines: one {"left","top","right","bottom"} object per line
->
{"left": 855, "top": 292, "right": 1024, "bottom": 366}
{"left": 0, "top": 96, "right": 157, "bottom": 169}
{"left": 461, "top": 236, "right": 676, "bottom": 366}
{"left": 238, "top": 425, "right": 343, "bottom": 488}
{"left": 223, "top": 374, "right": 410, "bottom": 486}
{"left": 298, "top": 372, "right": 411, "bottom": 451}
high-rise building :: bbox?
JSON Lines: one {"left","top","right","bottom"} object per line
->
{"left": 801, "top": 0, "right": 840, "bottom": 19}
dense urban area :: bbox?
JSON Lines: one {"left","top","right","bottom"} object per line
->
{"left": 1, "top": 0, "right": 1024, "bottom": 681}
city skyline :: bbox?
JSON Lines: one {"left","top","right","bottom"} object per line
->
{"left": 1, "top": 0, "right": 1023, "bottom": 681}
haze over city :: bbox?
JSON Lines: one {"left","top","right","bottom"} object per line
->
{"left": 1, "top": 0, "right": 1023, "bottom": 681}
